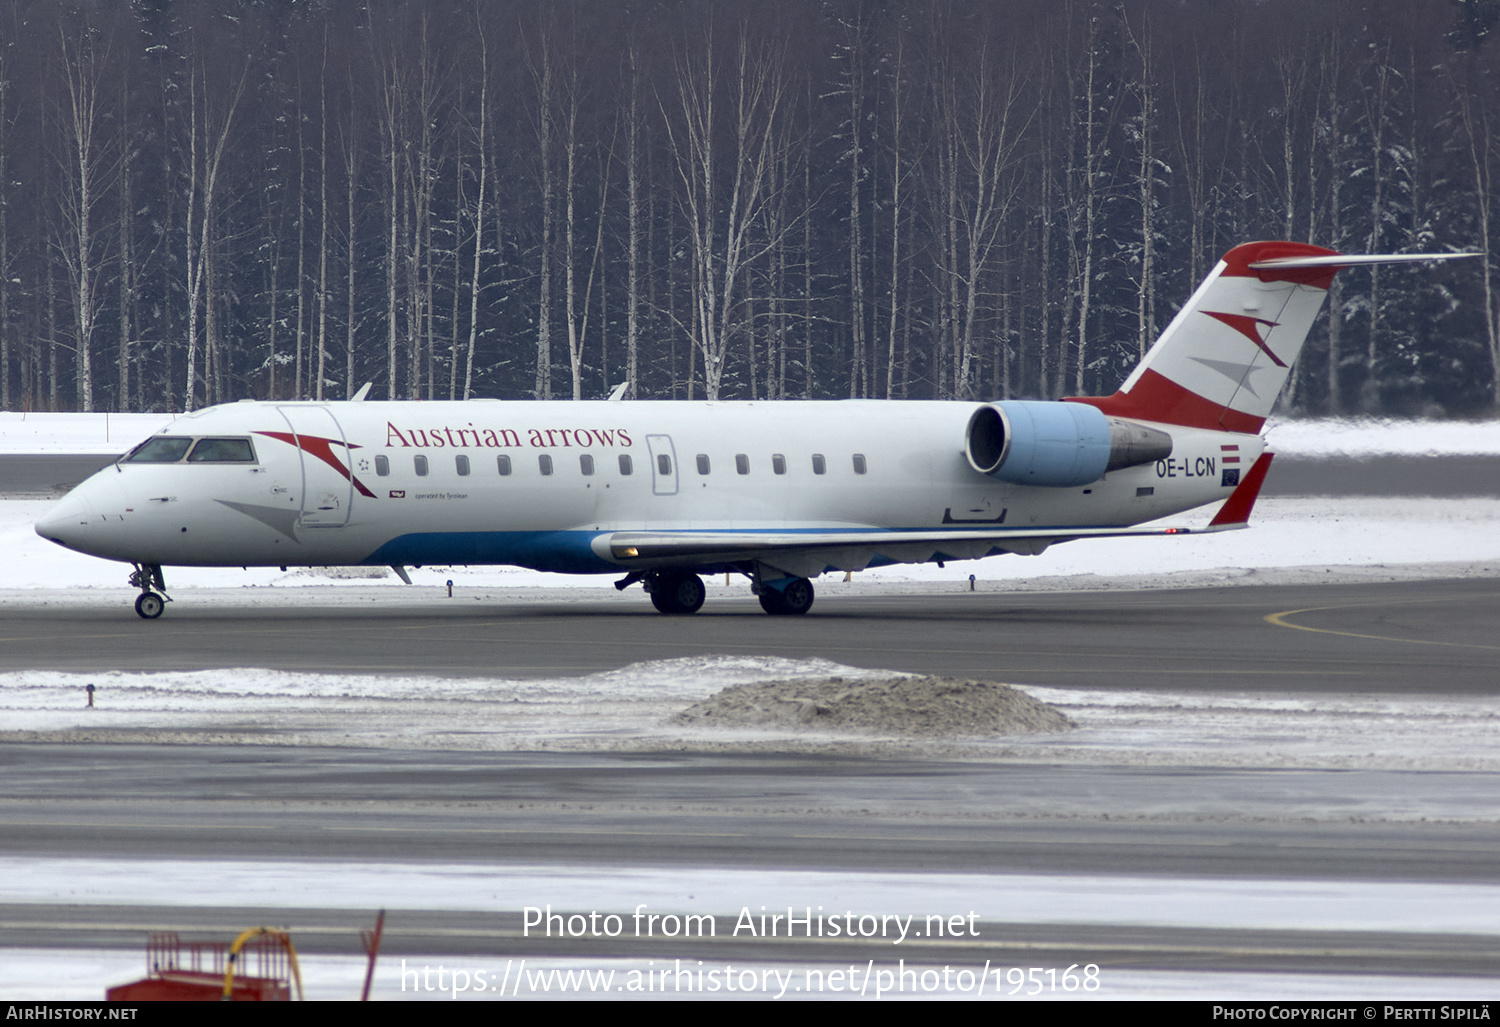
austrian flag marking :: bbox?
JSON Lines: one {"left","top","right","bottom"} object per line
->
{"left": 1220, "top": 444, "right": 1243, "bottom": 487}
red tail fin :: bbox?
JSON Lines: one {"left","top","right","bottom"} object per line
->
{"left": 1068, "top": 242, "right": 1478, "bottom": 433}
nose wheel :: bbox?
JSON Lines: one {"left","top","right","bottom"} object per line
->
{"left": 128, "top": 564, "right": 170, "bottom": 619}
{"left": 134, "top": 592, "right": 165, "bottom": 619}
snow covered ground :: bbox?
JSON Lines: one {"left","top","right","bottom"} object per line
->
{"left": 3, "top": 860, "right": 1500, "bottom": 1000}
{"left": 1263, "top": 415, "right": 1500, "bottom": 457}
{"left": 12, "top": 858, "right": 1498, "bottom": 933}
{"left": 7, "top": 655, "right": 1500, "bottom": 776}
{"left": 5, "top": 947, "right": 1495, "bottom": 1001}
{"left": 0, "top": 411, "right": 178, "bottom": 454}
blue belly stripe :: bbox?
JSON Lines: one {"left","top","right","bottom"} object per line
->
{"left": 363, "top": 531, "right": 614, "bottom": 574}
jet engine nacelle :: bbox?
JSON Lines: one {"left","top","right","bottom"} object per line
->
{"left": 964, "top": 401, "right": 1173, "bottom": 488}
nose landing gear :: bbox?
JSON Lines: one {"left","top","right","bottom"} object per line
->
{"left": 128, "top": 563, "right": 170, "bottom": 619}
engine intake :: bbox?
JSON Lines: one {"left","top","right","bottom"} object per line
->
{"left": 964, "top": 401, "right": 1172, "bottom": 488}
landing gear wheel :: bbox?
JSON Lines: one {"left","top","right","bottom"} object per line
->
{"left": 759, "top": 577, "right": 814, "bottom": 616}
{"left": 758, "top": 590, "right": 788, "bottom": 615}
{"left": 649, "top": 572, "right": 706, "bottom": 615}
{"left": 134, "top": 592, "right": 165, "bottom": 619}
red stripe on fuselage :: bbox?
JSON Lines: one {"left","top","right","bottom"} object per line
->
{"left": 256, "top": 430, "right": 377, "bottom": 498}
{"left": 1067, "top": 369, "right": 1265, "bottom": 433}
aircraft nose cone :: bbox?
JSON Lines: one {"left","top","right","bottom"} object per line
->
{"left": 34, "top": 491, "right": 94, "bottom": 550}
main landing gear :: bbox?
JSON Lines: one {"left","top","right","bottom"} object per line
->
{"left": 617, "top": 567, "right": 815, "bottom": 616}
{"left": 646, "top": 570, "right": 707, "bottom": 615}
{"left": 757, "top": 576, "right": 815, "bottom": 616}
{"left": 129, "top": 563, "right": 169, "bottom": 620}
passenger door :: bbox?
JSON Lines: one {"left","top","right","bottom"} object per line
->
{"left": 276, "top": 405, "right": 353, "bottom": 527}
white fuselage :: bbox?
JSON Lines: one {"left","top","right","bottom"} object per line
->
{"left": 36, "top": 399, "right": 1260, "bottom": 575}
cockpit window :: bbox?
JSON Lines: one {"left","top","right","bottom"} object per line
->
{"left": 187, "top": 437, "right": 257, "bottom": 463}
{"left": 124, "top": 437, "right": 194, "bottom": 463}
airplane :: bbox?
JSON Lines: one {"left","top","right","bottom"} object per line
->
{"left": 35, "top": 241, "right": 1476, "bottom": 619}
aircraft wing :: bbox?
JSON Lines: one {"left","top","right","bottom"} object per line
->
{"left": 595, "top": 453, "right": 1273, "bottom": 578}
{"left": 595, "top": 523, "right": 1212, "bottom": 576}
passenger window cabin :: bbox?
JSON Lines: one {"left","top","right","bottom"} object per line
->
{"left": 539, "top": 454, "right": 554, "bottom": 476}
{"left": 497, "top": 455, "right": 512, "bottom": 476}
{"left": 456, "top": 454, "right": 471, "bottom": 476}
{"left": 772, "top": 454, "right": 787, "bottom": 475}
{"left": 375, "top": 455, "right": 390, "bottom": 476}
{"left": 735, "top": 454, "right": 750, "bottom": 475}
{"left": 619, "top": 454, "right": 633, "bottom": 475}
{"left": 852, "top": 454, "right": 867, "bottom": 474}
{"left": 696, "top": 454, "right": 711, "bottom": 475}
{"left": 580, "top": 454, "right": 595, "bottom": 476}
{"left": 811, "top": 454, "right": 826, "bottom": 475}
{"left": 414, "top": 455, "right": 429, "bottom": 476}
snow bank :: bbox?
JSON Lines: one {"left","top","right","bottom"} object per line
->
{"left": 0, "top": 412, "right": 176, "bottom": 454}
{"left": 1264, "top": 415, "right": 1500, "bottom": 457}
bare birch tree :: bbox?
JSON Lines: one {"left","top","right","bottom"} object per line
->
{"left": 56, "top": 19, "right": 112, "bottom": 412}
{"left": 182, "top": 58, "right": 245, "bottom": 412}
{"left": 462, "top": 11, "right": 489, "bottom": 402}
{"left": 663, "top": 20, "right": 790, "bottom": 400}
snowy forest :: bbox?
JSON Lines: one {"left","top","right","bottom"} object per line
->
{"left": 2, "top": 0, "right": 1500, "bottom": 416}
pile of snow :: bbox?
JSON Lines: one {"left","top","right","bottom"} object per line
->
{"left": 672, "top": 675, "right": 1073, "bottom": 737}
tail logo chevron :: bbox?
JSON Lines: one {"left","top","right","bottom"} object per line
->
{"left": 1201, "top": 311, "right": 1286, "bottom": 367}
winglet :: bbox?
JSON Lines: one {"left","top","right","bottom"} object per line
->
{"left": 1208, "top": 452, "right": 1274, "bottom": 529}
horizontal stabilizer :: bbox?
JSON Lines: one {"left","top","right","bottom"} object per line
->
{"left": 1249, "top": 252, "right": 1481, "bottom": 271}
